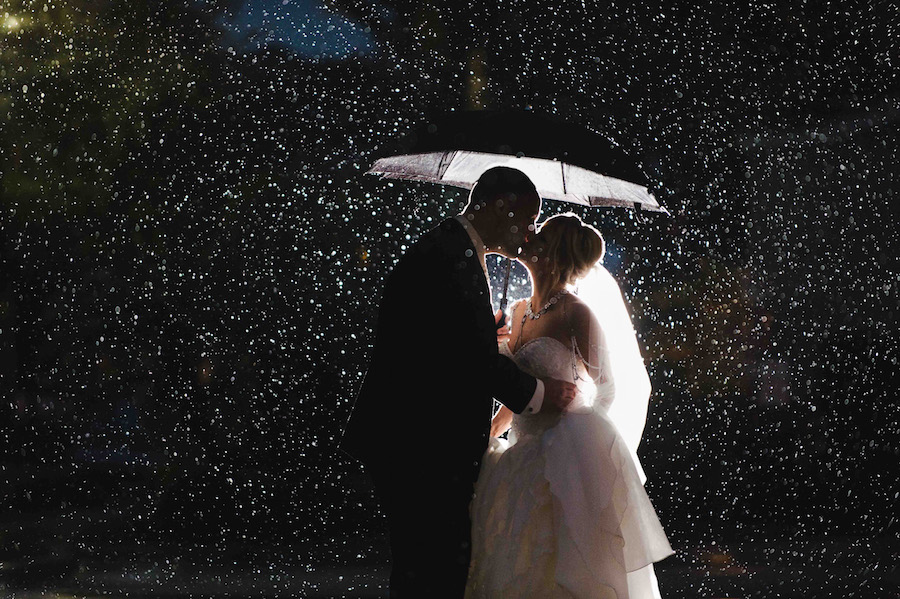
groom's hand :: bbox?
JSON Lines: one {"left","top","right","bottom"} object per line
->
{"left": 494, "top": 309, "right": 511, "bottom": 344}
{"left": 540, "top": 378, "right": 577, "bottom": 413}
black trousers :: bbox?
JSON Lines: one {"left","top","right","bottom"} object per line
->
{"left": 368, "top": 460, "right": 478, "bottom": 599}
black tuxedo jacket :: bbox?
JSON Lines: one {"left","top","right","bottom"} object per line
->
{"left": 341, "top": 217, "right": 537, "bottom": 475}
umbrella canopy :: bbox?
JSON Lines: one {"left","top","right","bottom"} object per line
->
{"left": 368, "top": 110, "right": 668, "bottom": 214}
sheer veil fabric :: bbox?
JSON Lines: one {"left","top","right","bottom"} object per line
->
{"left": 572, "top": 263, "right": 653, "bottom": 483}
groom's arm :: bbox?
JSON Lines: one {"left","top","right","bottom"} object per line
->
{"left": 484, "top": 352, "right": 540, "bottom": 414}
{"left": 523, "top": 381, "right": 544, "bottom": 413}
{"left": 431, "top": 261, "right": 539, "bottom": 414}
{"left": 382, "top": 225, "right": 567, "bottom": 414}
{"left": 493, "top": 307, "right": 545, "bottom": 414}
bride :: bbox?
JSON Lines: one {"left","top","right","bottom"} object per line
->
{"left": 465, "top": 214, "right": 674, "bottom": 599}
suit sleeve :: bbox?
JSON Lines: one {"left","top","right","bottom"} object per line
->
{"left": 378, "top": 226, "right": 537, "bottom": 414}
{"left": 457, "top": 287, "right": 537, "bottom": 414}
{"left": 482, "top": 352, "right": 538, "bottom": 414}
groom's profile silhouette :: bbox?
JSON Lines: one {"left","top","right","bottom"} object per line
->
{"left": 341, "top": 166, "right": 576, "bottom": 598}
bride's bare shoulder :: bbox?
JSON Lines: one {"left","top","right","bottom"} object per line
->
{"left": 561, "top": 294, "right": 604, "bottom": 373}
{"left": 564, "top": 294, "right": 602, "bottom": 338}
{"left": 564, "top": 293, "right": 594, "bottom": 322}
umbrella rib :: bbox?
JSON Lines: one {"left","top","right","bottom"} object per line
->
{"left": 437, "top": 151, "right": 455, "bottom": 181}
{"left": 561, "top": 161, "right": 567, "bottom": 195}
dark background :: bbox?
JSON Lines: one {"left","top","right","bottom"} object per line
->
{"left": 1, "top": 0, "right": 897, "bottom": 597}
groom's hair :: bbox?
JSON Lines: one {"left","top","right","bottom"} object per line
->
{"left": 465, "top": 166, "right": 538, "bottom": 210}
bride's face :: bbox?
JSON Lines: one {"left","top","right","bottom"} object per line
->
{"left": 520, "top": 227, "right": 550, "bottom": 270}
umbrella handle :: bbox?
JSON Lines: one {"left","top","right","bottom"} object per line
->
{"left": 496, "top": 258, "right": 512, "bottom": 330}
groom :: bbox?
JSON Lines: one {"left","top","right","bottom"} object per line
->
{"left": 341, "top": 166, "right": 577, "bottom": 598}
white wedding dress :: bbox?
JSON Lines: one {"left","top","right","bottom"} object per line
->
{"left": 464, "top": 335, "right": 674, "bottom": 599}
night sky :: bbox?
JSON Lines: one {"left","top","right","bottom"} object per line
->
{"left": 2, "top": 0, "right": 898, "bottom": 596}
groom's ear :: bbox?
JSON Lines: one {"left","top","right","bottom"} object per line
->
{"left": 491, "top": 194, "right": 511, "bottom": 217}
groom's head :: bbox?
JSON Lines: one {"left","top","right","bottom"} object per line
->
{"left": 462, "top": 167, "right": 541, "bottom": 259}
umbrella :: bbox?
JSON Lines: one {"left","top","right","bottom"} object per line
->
{"left": 368, "top": 110, "right": 668, "bottom": 213}
{"left": 366, "top": 110, "right": 668, "bottom": 317}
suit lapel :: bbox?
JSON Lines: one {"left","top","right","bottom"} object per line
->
{"left": 442, "top": 219, "right": 496, "bottom": 343}
{"left": 445, "top": 218, "right": 493, "bottom": 307}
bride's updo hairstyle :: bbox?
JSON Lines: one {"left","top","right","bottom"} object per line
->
{"left": 538, "top": 213, "right": 605, "bottom": 289}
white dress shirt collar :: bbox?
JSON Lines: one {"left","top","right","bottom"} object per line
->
{"left": 455, "top": 214, "right": 487, "bottom": 271}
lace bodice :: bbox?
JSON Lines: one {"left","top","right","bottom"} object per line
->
{"left": 504, "top": 337, "right": 578, "bottom": 382}
{"left": 501, "top": 337, "right": 594, "bottom": 439}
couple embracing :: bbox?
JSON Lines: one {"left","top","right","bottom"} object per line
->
{"left": 341, "top": 167, "right": 673, "bottom": 598}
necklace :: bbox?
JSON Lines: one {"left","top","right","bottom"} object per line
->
{"left": 513, "top": 288, "right": 568, "bottom": 354}
{"left": 525, "top": 288, "right": 568, "bottom": 320}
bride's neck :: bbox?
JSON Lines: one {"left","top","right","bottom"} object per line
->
{"left": 530, "top": 273, "right": 566, "bottom": 308}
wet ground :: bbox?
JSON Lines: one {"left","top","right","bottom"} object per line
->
{"left": 2, "top": 461, "right": 897, "bottom": 598}
{"left": 3, "top": 531, "right": 897, "bottom": 599}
